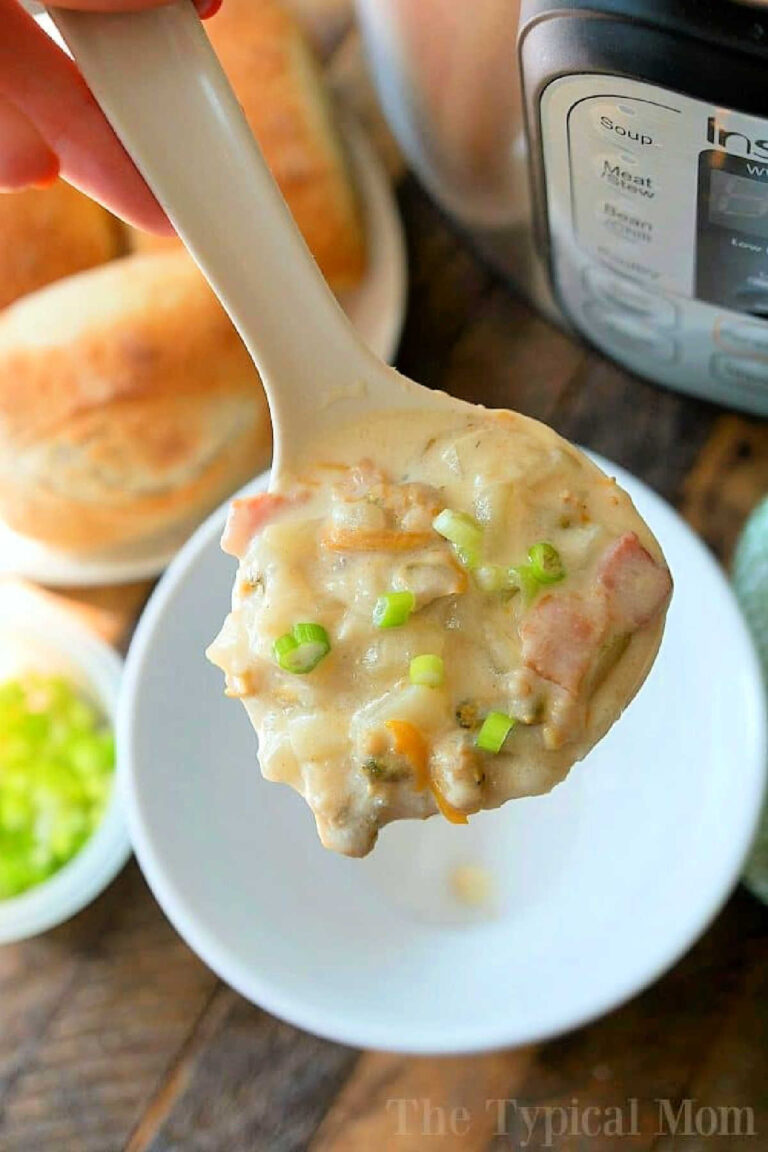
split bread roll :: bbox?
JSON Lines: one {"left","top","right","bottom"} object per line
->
{"left": 0, "top": 252, "right": 271, "bottom": 553}
{"left": 0, "top": 180, "right": 122, "bottom": 312}
{"left": 130, "top": 0, "right": 366, "bottom": 292}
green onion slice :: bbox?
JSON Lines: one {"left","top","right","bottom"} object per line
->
{"left": 433, "top": 509, "right": 483, "bottom": 558}
{"left": 528, "top": 541, "right": 566, "bottom": 585}
{"left": 409, "top": 654, "right": 445, "bottom": 687}
{"left": 454, "top": 545, "right": 480, "bottom": 571}
{"left": 273, "top": 622, "right": 330, "bottom": 674}
{"left": 476, "top": 711, "right": 516, "bottom": 753}
{"left": 474, "top": 564, "right": 511, "bottom": 593}
{"left": 509, "top": 563, "right": 540, "bottom": 605}
{"left": 373, "top": 590, "right": 415, "bottom": 629}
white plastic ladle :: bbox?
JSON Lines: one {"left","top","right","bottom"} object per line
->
{"left": 47, "top": 0, "right": 462, "bottom": 485}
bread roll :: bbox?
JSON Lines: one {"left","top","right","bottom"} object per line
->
{"left": 129, "top": 0, "right": 366, "bottom": 292}
{"left": 0, "top": 180, "right": 122, "bottom": 311}
{"left": 0, "top": 252, "right": 271, "bottom": 553}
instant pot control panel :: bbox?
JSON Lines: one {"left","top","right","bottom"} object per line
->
{"left": 539, "top": 73, "right": 768, "bottom": 413}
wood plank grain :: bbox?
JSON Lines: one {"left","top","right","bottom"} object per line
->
{"left": 549, "top": 354, "right": 719, "bottom": 505}
{"left": 483, "top": 890, "right": 766, "bottom": 1152}
{"left": 439, "top": 286, "right": 586, "bottom": 421}
{"left": 0, "top": 865, "right": 217, "bottom": 1152}
{"left": 395, "top": 179, "right": 495, "bottom": 387}
{"left": 679, "top": 414, "right": 768, "bottom": 563}
{"left": 311, "top": 1049, "right": 535, "bottom": 1152}
{"left": 306, "top": 892, "right": 766, "bottom": 1152}
{"left": 137, "top": 999, "right": 357, "bottom": 1152}
{"left": 126, "top": 986, "right": 238, "bottom": 1152}
{"left": 651, "top": 935, "right": 768, "bottom": 1151}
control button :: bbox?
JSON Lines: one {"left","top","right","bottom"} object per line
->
{"left": 597, "top": 200, "right": 655, "bottom": 246}
{"left": 583, "top": 267, "right": 677, "bottom": 327}
{"left": 594, "top": 152, "right": 660, "bottom": 203}
{"left": 589, "top": 102, "right": 666, "bottom": 152}
{"left": 711, "top": 354, "right": 768, "bottom": 389}
{"left": 582, "top": 302, "right": 678, "bottom": 363}
{"left": 716, "top": 317, "right": 768, "bottom": 356}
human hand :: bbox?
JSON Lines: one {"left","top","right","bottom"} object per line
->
{"left": 0, "top": 0, "right": 223, "bottom": 233}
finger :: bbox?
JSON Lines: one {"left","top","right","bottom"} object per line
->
{"left": 0, "top": 0, "right": 174, "bottom": 233}
{"left": 0, "top": 96, "right": 59, "bottom": 191}
{"left": 50, "top": 0, "right": 223, "bottom": 17}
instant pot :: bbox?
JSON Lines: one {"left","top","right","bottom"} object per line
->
{"left": 356, "top": 0, "right": 768, "bottom": 414}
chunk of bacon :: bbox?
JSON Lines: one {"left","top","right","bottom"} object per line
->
{"left": 521, "top": 593, "right": 607, "bottom": 695}
{"left": 597, "top": 532, "right": 672, "bottom": 630}
{"left": 221, "top": 494, "right": 292, "bottom": 558}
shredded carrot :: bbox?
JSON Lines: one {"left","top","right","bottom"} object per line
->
{"left": 386, "top": 720, "right": 430, "bottom": 790}
{"left": 322, "top": 529, "right": 434, "bottom": 553}
{"left": 386, "top": 720, "right": 470, "bottom": 825}
{"left": 446, "top": 555, "right": 470, "bottom": 594}
{"left": 430, "top": 779, "right": 469, "bottom": 825}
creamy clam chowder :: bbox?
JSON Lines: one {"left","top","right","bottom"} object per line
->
{"left": 208, "top": 409, "right": 672, "bottom": 857}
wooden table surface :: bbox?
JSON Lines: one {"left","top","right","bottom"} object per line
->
{"left": 2, "top": 8, "right": 768, "bottom": 1151}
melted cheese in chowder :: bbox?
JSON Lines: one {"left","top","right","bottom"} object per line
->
{"left": 208, "top": 409, "right": 672, "bottom": 856}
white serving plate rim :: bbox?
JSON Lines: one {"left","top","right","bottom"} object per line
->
{"left": 118, "top": 459, "right": 767, "bottom": 1053}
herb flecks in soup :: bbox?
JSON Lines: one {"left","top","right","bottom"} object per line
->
{"left": 208, "top": 410, "right": 672, "bottom": 857}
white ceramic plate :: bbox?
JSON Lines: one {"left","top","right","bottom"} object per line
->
{"left": 119, "top": 457, "right": 766, "bottom": 1053}
{"left": 0, "top": 585, "right": 129, "bottom": 944}
{"left": 0, "top": 116, "right": 406, "bottom": 588}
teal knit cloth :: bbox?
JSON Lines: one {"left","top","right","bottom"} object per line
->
{"left": 732, "top": 496, "right": 768, "bottom": 904}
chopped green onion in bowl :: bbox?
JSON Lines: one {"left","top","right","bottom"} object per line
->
{"left": 0, "top": 674, "right": 115, "bottom": 901}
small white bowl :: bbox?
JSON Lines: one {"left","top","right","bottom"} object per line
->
{"left": 120, "top": 461, "right": 766, "bottom": 1053}
{"left": 0, "top": 586, "right": 128, "bottom": 945}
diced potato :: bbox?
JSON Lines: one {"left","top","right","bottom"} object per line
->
{"left": 289, "top": 712, "right": 349, "bottom": 763}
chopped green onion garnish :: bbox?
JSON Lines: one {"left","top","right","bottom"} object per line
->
{"left": 273, "top": 622, "right": 330, "bottom": 674}
{"left": 453, "top": 545, "right": 481, "bottom": 571}
{"left": 528, "top": 541, "right": 566, "bottom": 585}
{"left": 476, "top": 711, "right": 516, "bottom": 753}
{"left": 0, "top": 674, "right": 114, "bottom": 899}
{"left": 433, "top": 509, "right": 483, "bottom": 557}
{"left": 373, "top": 590, "right": 415, "bottom": 629}
{"left": 293, "top": 622, "right": 329, "bottom": 648}
{"left": 409, "top": 654, "right": 445, "bottom": 687}
{"left": 509, "top": 563, "right": 540, "bottom": 604}
{"left": 475, "top": 564, "right": 512, "bottom": 593}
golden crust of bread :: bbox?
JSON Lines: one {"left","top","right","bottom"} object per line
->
{"left": 129, "top": 0, "right": 366, "bottom": 292}
{"left": 0, "top": 252, "right": 271, "bottom": 552}
{"left": 0, "top": 180, "right": 122, "bottom": 312}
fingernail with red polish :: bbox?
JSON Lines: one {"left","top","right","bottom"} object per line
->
{"left": 196, "top": 0, "right": 223, "bottom": 19}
